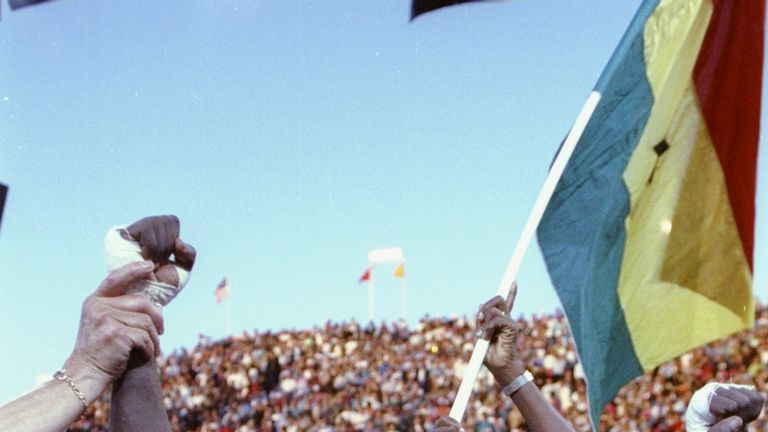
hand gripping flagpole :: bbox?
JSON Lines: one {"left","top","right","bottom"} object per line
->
{"left": 448, "top": 91, "right": 602, "bottom": 422}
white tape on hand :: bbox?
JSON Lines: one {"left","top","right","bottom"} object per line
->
{"left": 175, "top": 267, "right": 190, "bottom": 289}
{"left": 104, "top": 226, "right": 189, "bottom": 307}
{"left": 685, "top": 382, "right": 755, "bottom": 431}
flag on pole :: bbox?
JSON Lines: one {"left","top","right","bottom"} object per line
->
{"left": 537, "top": 0, "right": 763, "bottom": 427}
{"left": 394, "top": 263, "right": 405, "bottom": 278}
{"left": 358, "top": 267, "right": 372, "bottom": 283}
{"left": 214, "top": 277, "right": 230, "bottom": 303}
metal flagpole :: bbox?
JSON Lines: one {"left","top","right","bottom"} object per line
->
{"left": 368, "top": 268, "right": 376, "bottom": 322}
{"left": 366, "top": 248, "right": 403, "bottom": 323}
{"left": 448, "top": 91, "right": 602, "bottom": 422}
{"left": 400, "top": 277, "right": 407, "bottom": 323}
{"left": 226, "top": 295, "right": 233, "bottom": 336}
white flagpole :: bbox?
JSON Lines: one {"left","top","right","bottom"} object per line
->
{"left": 368, "top": 269, "right": 376, "bottom": 322}
{"left": 448, "top": 91, "right": 602, "bottom": 422}
{"left": 225, "top": 295, "right": 232, "bottom": 336}
{"left": 400, "top": 277, "right": 407, "bottom": 323}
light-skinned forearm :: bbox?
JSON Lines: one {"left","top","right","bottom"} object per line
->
{"left": 0, "top": 363, "right": 103, "bottom": 432}
{"left": 510, "top": 382, "right": 576, "bottom": 432}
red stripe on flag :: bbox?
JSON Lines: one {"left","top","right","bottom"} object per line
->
{"left": 693, "top": 0, "right": 765, "bottom": 270}
{"left": 215, "top": 278, "right": 230, "bottom": 303}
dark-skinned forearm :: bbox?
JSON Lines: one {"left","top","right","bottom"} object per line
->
{"left": 510, "top": 382, "right": 576, "bottom": 432}
{"left": 109, "top": 353, "right": 171, "bottom": 432}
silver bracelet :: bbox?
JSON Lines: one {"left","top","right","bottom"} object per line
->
{"left": 53, "top": 369, "right": 88, "bottom": 414}
{"left": 501, "top": 370, "right": 534, "bottom": 397}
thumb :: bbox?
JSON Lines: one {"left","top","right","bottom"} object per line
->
{"left": 94, "top": 261, "right": 154, "bottom": 297}
{"left": 172, "top": 238, "right": 196, "bottom": 271}
{"left": 505, "top": 281, "right": 518, "bottom": 314}
{"left": 709, "top": 416, "right": 743, "bottom": 432}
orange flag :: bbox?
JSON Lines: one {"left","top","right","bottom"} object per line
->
{"left": 394, "top": 263, "right": 405, "bottom": 278}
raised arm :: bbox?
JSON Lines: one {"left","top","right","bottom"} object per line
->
{"left": 477, "top": 283, "right": 576, "bottom": 432}
{"left": 0, "top": 262, "right": 162, "bottom": 432}
{"left": 109, "top": 215, "right": 196, "bottom": 432}
{"left": 686, "top": 383, "right": 766, "bottom": 432}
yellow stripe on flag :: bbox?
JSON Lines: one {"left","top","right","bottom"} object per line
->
{"left": 618, "top": 0, "right": 753, "bottom": 372}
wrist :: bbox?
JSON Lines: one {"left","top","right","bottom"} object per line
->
{"left": 501, "top": 370, "right": 534, "bottom": 397}
{"left": 52, "top": 369, "right": 88, "bottom": 415}
{"left": 491, "top": 360, "right": 525, "bottom": 388}
{"left": 62, "top": 356, "right": 110, "bottom": 405}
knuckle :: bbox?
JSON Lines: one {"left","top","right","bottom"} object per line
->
{"left": 135, "top": 295, "right": 152, "bottom": 309}
{"left": 103, "top": 273, "right": 119, "bottom": 287}
{"left": 95, "top": 310, "right": 110, "bottom": 325}
{"left": 104, "top": 324, "right": 121, "bottom": 341}
{"left": 127, "top": 330, "right": 143, "bottom": 346}
{"left": 142, "top": 333, "right": 155, "bottom": 351}
{"left": 82, "top": 295, "right": 97, "bottom": 310}
{"left": 90, "top": 305, "right": 109, "bottom": 323}
{"left": 136, "top": 297, "right": 158, "bottom": 316}
{"left": 139, "top": 314, "right": 152, "bottom": 327}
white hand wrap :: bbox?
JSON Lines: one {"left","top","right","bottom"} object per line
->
{"left": 104, "top": 226, "right": 190, "bottom": 306}
{"left": 685, "top": 382, "right": 755, "bottom": 431}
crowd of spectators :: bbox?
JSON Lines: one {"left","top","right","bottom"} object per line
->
{"left": 71, "top": 303, "right": 768, "bottom": 431}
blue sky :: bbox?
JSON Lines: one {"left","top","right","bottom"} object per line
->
{"left": 0, "top": 0, "right": 766, "bottom": 403}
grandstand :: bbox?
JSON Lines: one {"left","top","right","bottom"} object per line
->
{"left": 70, "top": 304, "right": 768, "bottom": 431}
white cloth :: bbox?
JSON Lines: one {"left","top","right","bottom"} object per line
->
{"left": 685, "top": 382, "right": 755, "bottom": 431}
{"left": 104, "top": 225, "right": 190, "bottom": 306}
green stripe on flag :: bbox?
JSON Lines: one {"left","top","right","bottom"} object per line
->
{"left": 537, "top": 0, "right": 659, "bottom": 427}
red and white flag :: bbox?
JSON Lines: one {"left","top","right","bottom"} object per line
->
{"left": 214, "top": 277, "right": 230, "bottom": 303}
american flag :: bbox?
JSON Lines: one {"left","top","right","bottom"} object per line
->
{"left": 214, "top": 277, "right": 230, "bottom": 303}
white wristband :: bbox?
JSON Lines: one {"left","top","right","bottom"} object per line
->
{"left": 104, "top": 226, "right": 190, "bottom": 306}
{"left": 501, "top": 370, "right": 533, "bottom": 397}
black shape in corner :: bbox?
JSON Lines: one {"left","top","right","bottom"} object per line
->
{"left": 9, "top": 0, "right": 55, "bottom": 11}
{"left": 411, "top": 0, "right": 487, "bottom": 20}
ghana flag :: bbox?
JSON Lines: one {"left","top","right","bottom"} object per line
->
{"left": 537, "top": 0, "right": 763, "bottom": 427}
